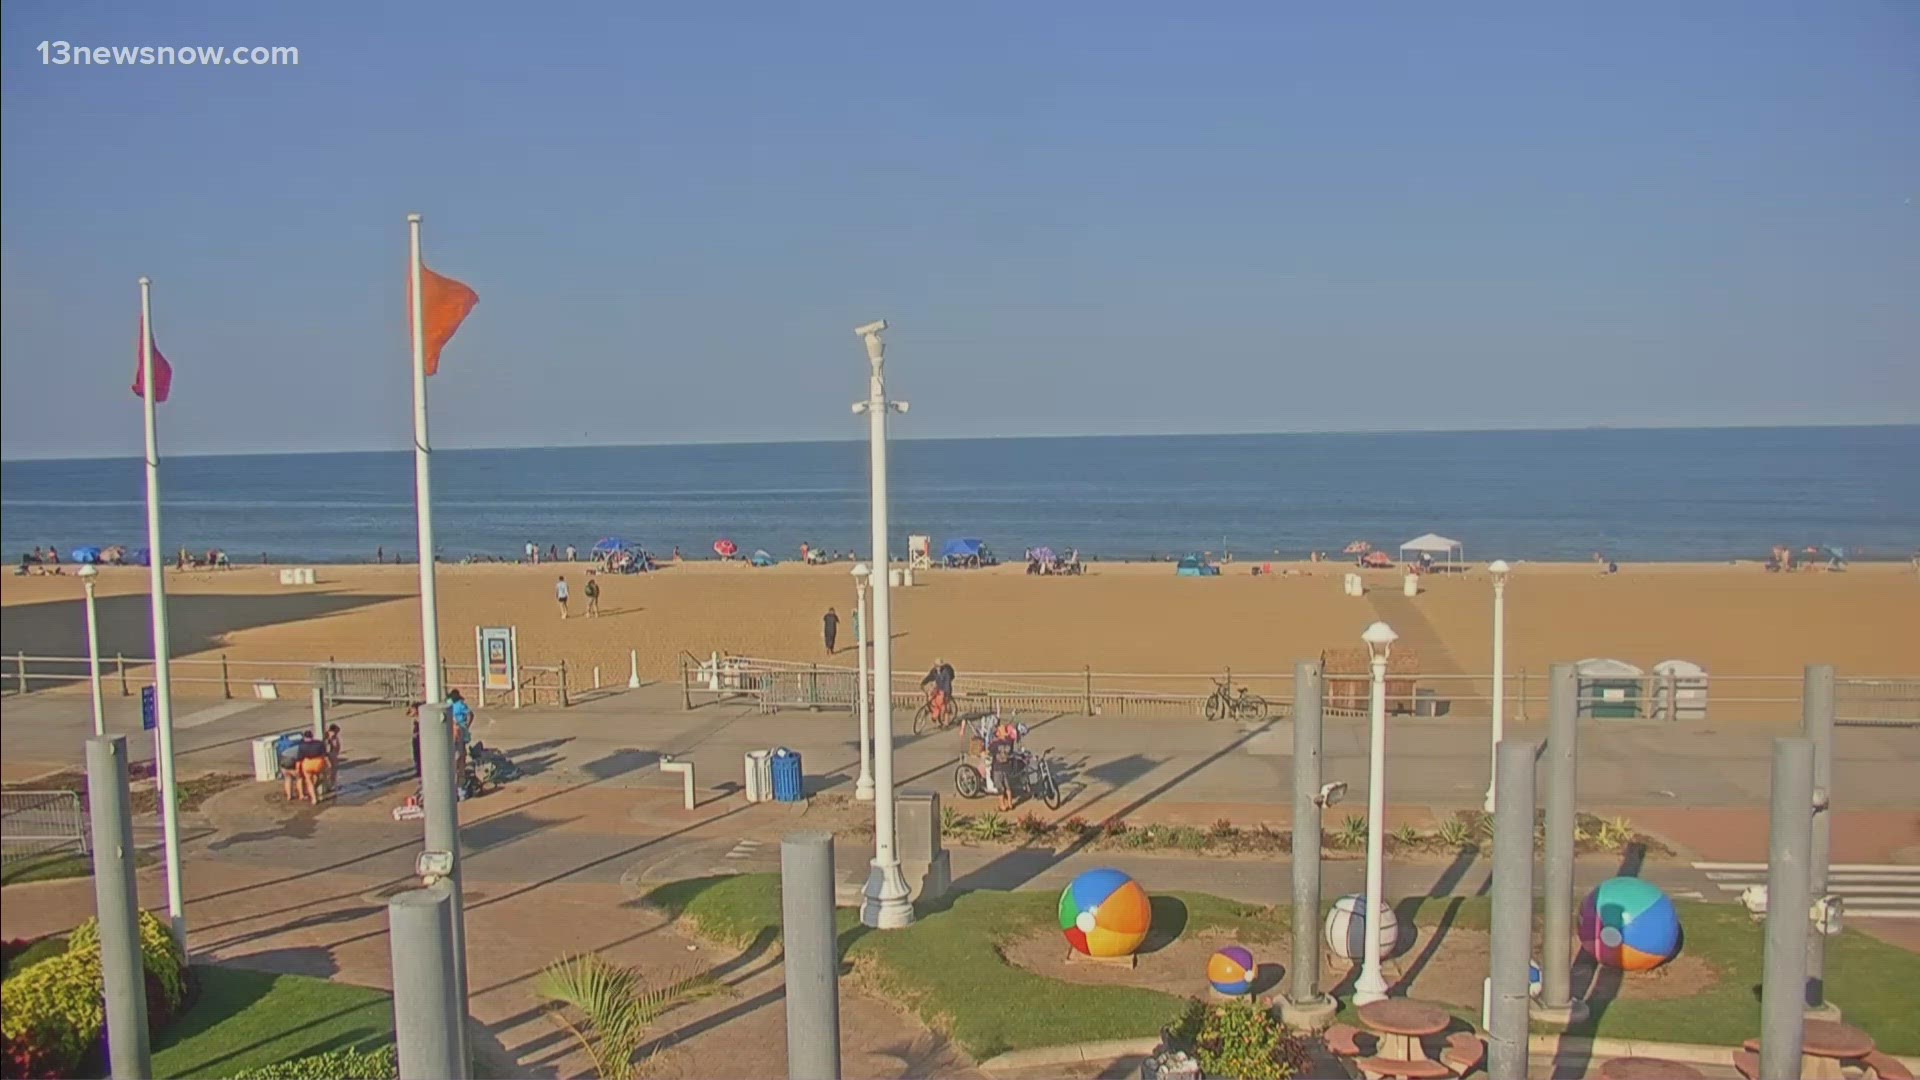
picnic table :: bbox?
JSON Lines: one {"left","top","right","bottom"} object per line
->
{"left": 1735, "top": 1019, "right": 1899, "bottom": 1080}
{"left": 1354, "top": 999, "right": 1455, "bottom": 1078}
{"left": 1597, "top": 1057, "right": 1706, "bottom": 1080}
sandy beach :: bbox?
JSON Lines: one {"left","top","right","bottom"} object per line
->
{"left": 4, "top": 560, "right": 1914, "bottom": 708}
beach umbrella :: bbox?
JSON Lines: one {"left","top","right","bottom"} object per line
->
{"left": 591, "top": 537, "right": 632, "bottom": 555}
{"left": 71, "top": 547, "right": 103, "bottom": 564}
{"left": 713, "top": 538, "right": 738, "bottom": 558}
{"left": 1032, "top": 546, "right": 1055, "bottom": 563}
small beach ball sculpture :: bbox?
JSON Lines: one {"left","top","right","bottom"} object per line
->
{"left": 1324, "top": 894, "right": 1402, "bottom": 961}
{"left": 1579, "top": 876, "right": 1681, "bottom": 972}
{"left": 1058, "top": 868, "right": 1152, "bottom": 958}
{"left": 1207, "top": 945, "right": 1256, "bottom": 996}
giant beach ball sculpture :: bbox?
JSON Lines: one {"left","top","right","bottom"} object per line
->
{"left": 1325, "top": 893, "right": 1402, "bottom": 961}
{"left": 1058, "top": 868, "right": 1152, "bottom": 957}
{"left": 1207, "top": 945, "right": 1256, "bottom": 996}
{"left": 1579, "top": 876, "right": 1681, "bottom": 971}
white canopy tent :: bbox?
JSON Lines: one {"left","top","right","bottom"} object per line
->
{"left": 1398, "top": 533, "right": 1464, "bottom": 566}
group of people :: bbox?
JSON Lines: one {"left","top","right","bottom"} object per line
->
{"left": 523, "top": 541, "right": 578, "bottom": 564}
{"left": 554, "top": 574, "right": 603, "bottom": 618}
{"left": 278, "top": 723, "right": 344, "bottom": 804}
{"left": 16, "top": 546, "right": 65, "bottom": 574}
{"left": 799, "top": 543, "right": 860, "bottom": 565}
{"left": 409, "top": 689, "right": 475, "bottom": 783}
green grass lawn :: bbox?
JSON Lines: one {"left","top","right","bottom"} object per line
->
{"left": 1, "top": 846, "right": 160, "bottom": 887}
{"left": 647, "top": 875, "right": 1920, "bottom": 1060}
{"left": 151, "top": 966, "right": 394, "bottom": 1079}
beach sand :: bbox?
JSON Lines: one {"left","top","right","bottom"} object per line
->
{"left": 4, "top": 560, "right": 1914, "bottom": 709}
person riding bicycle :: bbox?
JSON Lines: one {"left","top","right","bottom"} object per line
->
{"left": 920, "top": 657, "right": 957, "bottom": 725}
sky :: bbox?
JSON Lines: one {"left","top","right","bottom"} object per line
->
{"left": 2, "top": 2, "right": 1916, "bottom": 458}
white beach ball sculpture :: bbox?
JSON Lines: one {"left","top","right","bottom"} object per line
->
{"left": 1325, "top": 893, "right": 1402, "bottom": 961}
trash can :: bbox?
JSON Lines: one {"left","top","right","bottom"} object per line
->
{"left": 251, "top": 736, "right": 282, "bottom": 781}
{"left": 888, "top": 568, "right": 904, "bottom": 588}
{"left": 744, "top": 750, "right": 773, "bottom": 802}
{"left": 1575, "top": 658, "right": 1645, "bottom": 719}
{"left": 1344, "top": 573, "right": 1363, "bottom": 597}
{"left": 769, "top": 748, "right": 803, "bottom": 802}
{"left": 1402, "top": 573, "right": 1420, "bottom": 597}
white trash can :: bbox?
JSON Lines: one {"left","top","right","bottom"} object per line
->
{"left": 902, "top": 565, "right": 914, "bottom": 587}
{"left": 251, "top": 736, "right": 281, "bottom": 782}
{"left": 745, "top": 750, "right": 773, "bottom": 802}
{"left": 1403, "top": 573, "right": 1420, "bottom": 597}
{"left": 888, "top": 568, "right": 904, "bottom": 588}
{"left": 1344, "top": 573, "right": 1363, "bottom": 597}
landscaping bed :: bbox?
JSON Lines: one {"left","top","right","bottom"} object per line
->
{"left": 646, "top": 874, "right": 1920, "bottom": 1060}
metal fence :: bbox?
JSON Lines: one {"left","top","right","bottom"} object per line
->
{"left": 678, "top": 653, "right": 1918, "bottom": 727}
{"left": 3, "top": 651, "right": 573, "bottom": 708}
{"left": 0, "top": 790, "right": 89, "bottom": 866}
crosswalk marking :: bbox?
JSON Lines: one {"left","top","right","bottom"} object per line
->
{"left": 1692, "top": 862, "right": 1920, "bottom": 920}
{"left": 725, "top": 839, "right": 764, "bottom": 860}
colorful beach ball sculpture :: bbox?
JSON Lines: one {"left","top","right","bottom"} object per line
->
{"left": 1058, "top": 868, "right": 1152, "bottom": 958}
{"left": 1207, "top": 946, "right": 1256, "bottom": 996}
{"left": 1325, "top": 894, "right": 1402, "bottom": 961}
{"left": 1579, "top": 876, "right": 1682, "bottom": 972}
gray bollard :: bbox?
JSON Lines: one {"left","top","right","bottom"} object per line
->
{"left": 1802, "top": 664, "right": 1836, "bottom": 1016}
{"left": 311, "top": 686, "right": 326, "bottom": 738}
{"left": 1488, "top": 739, "right": 1537, "bottom": 1080}
{"left": 417, "top": 703, "right": 469, "bottom": 1038}
{"left": 781, "top": 832, "right": 842, "bottom": 1080}
{"left": 85, "top": 736, "right": 152, "bottom": 1080}
{"left": 1281, "top": 660, "right": 1336, "bottom": 1031}
{"left": 1761, "top": 737, "right": 1814, "bottom": 1079}
{"left": 389, "top": 880, "right": 468, "bottom": 1080}
{"left": 1533, "top": 663, "right": 1585, "bottom": 1022}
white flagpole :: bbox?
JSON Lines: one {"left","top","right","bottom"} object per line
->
{"left": 139, "top": 276, "right": 187, "bottom": 950}
{"left": 408, "top": 213, "right": 469, "bottom": 1028}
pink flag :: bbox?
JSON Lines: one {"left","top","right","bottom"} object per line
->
{"left": 133, "top": 317, "right": 173, "bottom": 403}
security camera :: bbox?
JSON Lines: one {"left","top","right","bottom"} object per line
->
{"left": 1812, "top": 895, "right": 1844, "bottom": 936}
{"left": 854, "top": 319, "right": 888, "bottom": 337}
{"left": 891, "top": 401, "right": 910, "bottom": 414}
{"left": 1315, "top": 780, "right": 1348, "bottom": 808}
{"left": 1740, "top": 884, "right": 1767, "bottom": 919}
{"left": 1811, "top": 787, "right": 1831, "bottom": 813}
{"left": 852, "top": 402, "right": 869, "bottom": 415}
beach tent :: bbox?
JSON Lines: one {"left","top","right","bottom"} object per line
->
{"left": 941, "top": 538, "right": 985, "bottom": 560}
{"left": 70, "top": 547, "right": 102, "bottom": 564}
{"left": 1030, "top": 546, "right": 1055, "bottom": 564}
{"left": 749, "top": 549, "right": 775, "bottom": 567}
{"left": 591, "top": 537, "right": 635, "bottom": 556}
{"left": 1398, "top": 533, "right": 1464, "bottom": 566}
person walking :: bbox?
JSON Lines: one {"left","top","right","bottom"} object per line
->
{"left": 822, "top": 607, "right": 839, "bottom": 655}
{"left": 555, "top": 575, "right": 570, "bottom": 618}
{"left": 565, "top": 544, "right": 577, "bottom": 562}
{"left": 584, "top": 574, "right": 601, "bottom": 617}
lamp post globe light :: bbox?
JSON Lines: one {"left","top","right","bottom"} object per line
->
{"left": 852, "top": 562, "right": 875, "bottom": 802}
{"left": 1485, "top": 559, "right": 1511, "bottom": 813}
{"left": 79, "top": 564, "right": 106, "bottom": 738}
{"left": 852, "top": 319, "right": 914, "bottom": 929}
{"left": 1355, "top": 620, "right": 1399, "bottom": 1004}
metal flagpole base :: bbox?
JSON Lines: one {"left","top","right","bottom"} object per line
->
{"left": 1529, "top": 997, "right": 1590, "bottom": 1025}
{"left": 1353, "top": 967, "right": 1389, "bottom": 1006}
{"left": 1278, "top": 994, "right": 1339, "bottom": 1033}
{"left": 855, "top": 777, "right": 875, "bottom": 801}
{"left": 1804, "top": 1002, "right": 1843, "bottom": 1021}
{"left": 861, "top": 859, "right": 915, "bottom": 929}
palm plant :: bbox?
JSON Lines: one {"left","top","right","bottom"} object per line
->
{"left": 536, "top": 954, "right": 716, "bottom": 1080}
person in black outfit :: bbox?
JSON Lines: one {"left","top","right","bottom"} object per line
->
{"left": 411, "top": 719, "right": 422, "bottom": 780}
{"left": 822, "top": 607, "right": 839, "bottom": 655}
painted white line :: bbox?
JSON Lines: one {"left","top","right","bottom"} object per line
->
{"left": 176, "top": 701, "right": 262, "bottom": 730}
{"left": 1693, "top": 862, "right": 1920, "bottom": 874}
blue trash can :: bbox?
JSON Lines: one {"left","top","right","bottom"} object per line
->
{"left": 770, "top": 748, "right": 803, "bottom": 802}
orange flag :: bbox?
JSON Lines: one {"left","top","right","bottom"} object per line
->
{"left": 412, "top": 264, "right": 478, "bottom": 375}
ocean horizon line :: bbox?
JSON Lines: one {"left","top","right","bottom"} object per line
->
{"left": 4, "top": 419, "right": 1915, "bottom": 465}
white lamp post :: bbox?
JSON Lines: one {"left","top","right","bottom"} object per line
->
{"left": 1484, "top": 560, "right": 1510, "bottom": 813}
{"left": 852, "top": 319, "right": 914, "bottom": 929}
{"left": 852, "top": 562, "right": 875, "bottom": 801}
{"left": 79, "top": 565, "right": 105, "bottom": 738}
{"left": 1355, "top": 619, "right": 1399, "bottom": 1005}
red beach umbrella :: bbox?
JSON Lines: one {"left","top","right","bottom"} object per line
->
{"left": 713, "top": 538, "right": 738, "bottom": 558}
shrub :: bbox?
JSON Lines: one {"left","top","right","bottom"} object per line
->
{"left": 1015, "top": 813, "right": 1052, "bottom": 841}
{"left": 1059, "top": 816, "right": 1094, "bottom": 838}
{"left": 2, "top": 1031, "right": 66, "bottom": 1080}
{"left": 1170, "top": 999, "right": 1312, "bottom": 1080}
{"left": 1167, "top": 826, "right": 1209, "bottom": 851}
{"left": 1100, "top": 818, "right": 1129, "bottom": 838}
{"left": 1333, "top": 814, "right": 1369, "bottom": 850}
{"left": 69, "top": 910, "right": 186, "bottom": 1011}
{"left": 969, "top": 813, "right": 1012, "bottom": 842}
{"left": 1208, "top": 818, "right": 1239, "bottom": 840}
{"left": 0, "top": 948, "right": 103, "bottom": 1076}
{"left": 1434, "top": 816, "right": 1473, "bottom": 849}
{"left": 1390, "top": 824, "right": 1425, "bottom": 850}
{"left": 228, "top": 1045, "right": 398, "bottom": 1080}
{"left": 2, "top": 936, "right": 69, "bottom": 982}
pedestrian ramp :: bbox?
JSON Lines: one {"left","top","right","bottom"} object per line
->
{"left": 1694, "top": 862, "right": 1920, "bottom": 920}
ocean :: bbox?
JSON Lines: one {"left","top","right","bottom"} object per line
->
{"left": 2, "top": 427, "right": 1916, "bottom": 565}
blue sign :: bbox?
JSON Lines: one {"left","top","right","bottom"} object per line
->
{"left": 141, "top": 685, "right": 156, "bottom": 731}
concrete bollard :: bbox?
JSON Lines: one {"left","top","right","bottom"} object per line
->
{"left": 389, "top": 880, "right": 468, "bottom": 1080}
{"left": 1488, "top": 739, "right": 1537, "bottom": 1080}
{"left": 781, "top": 832, "right": 842, "bottom": 1079}
{"left": 86, "top": 737, "right": 152, "bottom": 1080}
{"left": 661, "top": 757, "right": 696, "bottom": 810}
{"left": 1533, "top": 663, "right": 1586, "bottom": 1023}
{"left": 1280, "top": 660, "right": 1336, "bottom": 1032}
{"left": 1761, "top": 738, "right": 1814, "bottom": 1078}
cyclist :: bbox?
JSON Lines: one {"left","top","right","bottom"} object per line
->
{"left": 920, "top": 657, "right": 957, "bottom": 726}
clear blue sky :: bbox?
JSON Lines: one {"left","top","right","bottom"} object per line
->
{"left": 3, "top": 2, "right": 1915, "bottom": 458}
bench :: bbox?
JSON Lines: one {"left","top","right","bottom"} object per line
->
{"left": 1440, "top": 1032, "right": 1485, "bottom": 1076}
{"left": 1866, "top": 1051, "right": 1915, "bottom": 1080}
{"left": 1732, "top": 1049, "right": 1760, "bottom": 1080}
{"left": 1325, "top": 1023, "right": 1373, "bottom": 1058}
{"left": 1356, "top": 1057, "right": 1453, "bottom": 1080}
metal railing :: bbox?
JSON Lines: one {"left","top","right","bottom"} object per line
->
{"left": 0, "top": 790, "right": 89, "bottom": 866}
{"left": 677, "top": 653, "right": 1918, "bottom": 726}
{"left": 3, "top": 651, "right": 574, "bottom": 707}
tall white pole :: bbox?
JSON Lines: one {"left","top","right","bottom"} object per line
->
{"left": 82, "top": 571, "right": 106, "bottom": 737}
{"left": 1485, "top": 564, "right": 1508, "bottom": 813}
{"left": 408, "top": 214, "right": 467, "bottom": 1021}
{"left": 856, "top": 321, "right": 913, "bottom": 929}
{"left": 854, "top": 574, "right": 874, "bottom": 801}
{"left": 1356, "top": 622, "right": 1397, "bottom": 1004}
{"left": 138, "top": 277, "right": 187, "bottom": 949}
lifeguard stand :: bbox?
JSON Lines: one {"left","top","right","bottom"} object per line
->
{"left": 908, "top": 534, "right": 931, "bottom": 570}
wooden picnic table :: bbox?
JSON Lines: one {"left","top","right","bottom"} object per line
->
{"left": 1801, "top": 1019, "right": 1877, "bottom": 1080}
{"left": 1356, "top": 999, "right": 1451, "bottom": 1062}
{"left": 1596, "top": 1057, "right": 1706, "bottom": 1080}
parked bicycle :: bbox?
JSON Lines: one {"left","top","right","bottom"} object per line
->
{"left": 1204, "top": 674, "right": 1269, "bottom": 721}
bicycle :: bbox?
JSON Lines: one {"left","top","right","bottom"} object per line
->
{"left": 913, "top": 692, "right": 960, "bottom": 735}
{"left": 1204, "top": 675, "right": 1269, "bottom": 721}
{"left": 955, "top": 746, "right": 1063, "bottom": 810}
